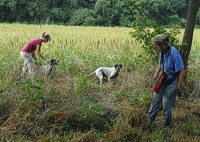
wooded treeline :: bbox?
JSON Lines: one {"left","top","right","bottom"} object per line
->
{"left": 1, "top": 0, "right": 199, "bottom": 27}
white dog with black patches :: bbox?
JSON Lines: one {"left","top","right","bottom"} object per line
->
{"left": 36, "top": 59, "right": 59, "bottom": 77}
{"left": 25, "top": 59, "right": 59, "bottom": 78}
{"left": 85, "top": 64, "right": 122, "bottom": 85}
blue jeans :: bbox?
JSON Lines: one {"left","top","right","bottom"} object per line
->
{"left": 148, "top": 77, "right": 178, "bottom": 128}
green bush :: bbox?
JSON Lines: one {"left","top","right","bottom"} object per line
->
{"left": 130, "top": 15, "right": 180, "bottom": 63}
{"left": 68, "top": 8, "right": 96, "bottom": 26}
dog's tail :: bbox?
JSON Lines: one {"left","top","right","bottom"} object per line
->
{"left": 85, "top": 71, "right": 95, "bottom": 76}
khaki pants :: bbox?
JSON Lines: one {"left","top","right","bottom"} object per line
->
{"left": 20, "top": 52, "right": 35, "bottom": 76}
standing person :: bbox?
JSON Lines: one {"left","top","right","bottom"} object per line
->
{"left": 20, "top": 32, "right": 51, "bottom": 76}
{"left": 147, "top": 34, "right": 185, "bottom": 128}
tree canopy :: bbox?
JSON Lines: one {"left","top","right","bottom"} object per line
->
{"left": 0, "top": 0, "right": 198, "bottom": 27}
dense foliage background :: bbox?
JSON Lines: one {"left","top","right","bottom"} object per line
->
{"left": 0, "top": 0, "right": 198, "bottom": 27}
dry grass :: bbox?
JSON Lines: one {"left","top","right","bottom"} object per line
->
{"left": 0, "top": 24, "right": 200, "bottom": 141}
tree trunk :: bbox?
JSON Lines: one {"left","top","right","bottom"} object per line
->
{"left": 180, "top": 0, "right": 200, "bottom": 68}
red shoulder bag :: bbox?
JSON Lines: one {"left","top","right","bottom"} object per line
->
{"left": 152, "top": 73, "right": 166, "bottom": 93}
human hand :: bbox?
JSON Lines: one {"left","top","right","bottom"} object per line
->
{"left": 177, "top": 83, "right": 183, "bottom": 92}
{"left": 47, "top": 60, "right": 51, "bottom": 64}
{"left": 153, "top": 73, "right": 159, "bottom": 80}
{"left": 177, "top": 88, "right": 182, "bottom": 98}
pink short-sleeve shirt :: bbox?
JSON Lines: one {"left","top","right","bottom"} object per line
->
{"left": 21, "top": 38, "right": 42, "bottom": 53}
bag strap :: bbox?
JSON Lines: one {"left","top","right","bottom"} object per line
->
{"left": 161, "top": 54, "right": 166, "bottom": 73}
{"left": 161, "top": 46, "right": 171, "bottom": 73}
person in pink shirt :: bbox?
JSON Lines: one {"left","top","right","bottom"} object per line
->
{"left": 20, "top": 32, "right": 51, "bottom": 76}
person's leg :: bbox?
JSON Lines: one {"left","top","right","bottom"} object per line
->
{"left": 22, "top": 61, "right": 28, "bottom": 75}
{"left": 148, "top": 84, "right": 166, "bottom": 122}
{"left": 20, "top": 52, "right": 28, "bottom": 75}
{"left": 162, "top": 77, "right": 178, "bottom": 128}
{"left": 20, "top": 52, "right": 34, "bottom": 76}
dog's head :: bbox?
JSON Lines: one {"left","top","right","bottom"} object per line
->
{"left": 50, "top": 59, "right": 59, "bottom": 66}
{"left": 114, "top": 64, "right": 122, "bottom": 72}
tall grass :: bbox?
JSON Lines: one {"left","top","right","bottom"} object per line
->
{"left": 0, "top": 23, "right": 199, "bottom": 141}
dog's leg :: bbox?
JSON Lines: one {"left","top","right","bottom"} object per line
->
{"left": 99, "top": 75, "right": 103, "bottom": 85}
{"left": 108, "top": 76, "right": 111, "bottom": 84}
{"left": 113, "top": 78, "right": 117, "bottom": 84}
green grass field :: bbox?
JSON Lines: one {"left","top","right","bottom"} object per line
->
{"left": 0, "top": 23, "right": 200, "bottom": 141}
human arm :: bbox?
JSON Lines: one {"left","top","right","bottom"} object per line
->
{"left": 32, "top": 51, "right": 37, "bottom": 61}
{"left": 32, "top": 51, "right": 39, "bottom": 64}
{"left": 154, "top": 66, "right": 161, "bottom": 80}
{"left": 177, "top": 69, "right": 185, "bottom": 92}
{"left": 35, "top": 44, "right": 48, "bottom": 62}
{"left": 172, "top": 49, "right": 185, "bottom": 92}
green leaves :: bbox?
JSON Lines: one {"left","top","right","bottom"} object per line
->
{"left": 22, "top": 79, "right": 44, "bottom": 103}
{"left": 0, "top": 0, "right": 191, "bottom": 27}
{"left": 149, "top": 0, "right": 187, "bottom": 25}
{"left": 130, "top": 15, "right": 180, "bottom": 63}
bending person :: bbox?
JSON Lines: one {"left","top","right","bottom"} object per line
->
{"left": 20, "top": 32, "right": 51, "bottom": 76}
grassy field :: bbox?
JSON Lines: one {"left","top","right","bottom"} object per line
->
{"left": 0, "top": 23, "right": 200, "bottom": 141}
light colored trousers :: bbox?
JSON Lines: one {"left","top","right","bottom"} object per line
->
{"left": 20, "top": 52, "right": 35, "bottom": 75}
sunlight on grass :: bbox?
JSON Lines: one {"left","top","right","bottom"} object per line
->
{"left": 0, "top": 23, "right": 199, "bottom": 141}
